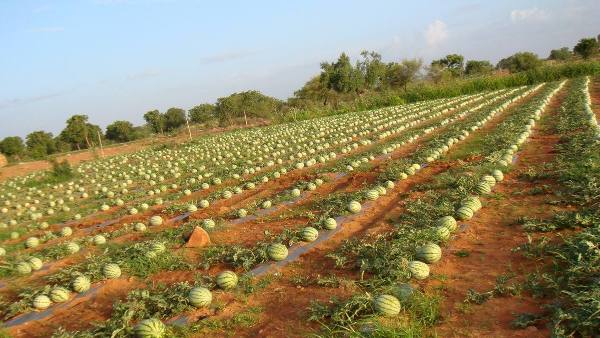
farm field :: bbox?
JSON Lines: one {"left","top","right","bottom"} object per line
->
{"left": 0, "top": 76, "right": 599, "bottom": 338}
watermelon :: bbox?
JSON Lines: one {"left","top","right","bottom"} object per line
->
{"left": 491, "top": 169, "right": 504, "bottom": 182}
{"left": 32, "top": 295, "right": 52, "bottom": 310}
{"left": 300, "top": 227, "right": 319, "bottom": 242}
{"left": 462, "top": 196, "right": 482, "bottom": 211}
{"left": 202, "top": 219, "right": 216, "bottom": 229}
{"left": 408, "top": 261, "right": 430, "bottom": 280}
{"left": 436, "top": 216, "right": 457, "bottom": 232}
{"left": 416, "top": 243, "right": 442, "bottom": 264}
{"left": 475, "top": 182, "right": 491, "bottom": 195}
{"left": 187, "top": 204, "right": 197, "bottom": 212}
{"left": 49, "top": 287, "right": 70, "bottom": 303}
{"left": 392, "top": 283, "right": 415, "bottom": 302}
{"left": 216, "top": 270, "right": 238, "bottom": 290}
{"left": 188, "top": 287, "right": 212, "bottom": 308}
{"left": 348, "top": 201, "right": 362, "bottom": 214}
{"left": 0, "top": 247, "right": 5, "bottom": 256}
{"left": 72, "top": 276, "right": 91, "bottom": 293}
{"left": 323, "top": 218, "right": 337, "bottom": 230}
{"left": 134, "top": 223, "right": 147, "bottom": 232}
{"left": 93, "top": 235, "right": 106, "bottom": 245}
{"left": 384, "top": 181, "right": 395, "bottom": 189}
{"left": 376, "top": 186, "right": 387, "bottom": 195}
{"left": 268, "top": 243, "right": 289, "bottom": 261}
{"left": 16, "top": 261, "right": 32, "bottom": 274}
{"left": 456, "top": 206, "right": 474, "bottom": 220}
{"left": 103, "top": 263, "right": 121, "bottom": 279}
{"left": 366, "top": 190, "right": 379, "bottom": 201}
{"left": 66, "top": 242, "right": 80, "bottom": 254}
{"left": 134, "top": 318, "right": 165, "bottom": 338}
{"left": 149, "top": 216, "right": 163, "bottom": 226}
{"left": 434, "top": 225, "right": 451, "bottom": 241}
{"left": 261, "top": 200, "right": 272, "bottom": 209}
{"left": 291, "top": 188, "right": 301, "bottom": 197}
{"left": 482, "top": 175, "right": 496, "bottom": 187}
{"left": 28, "top": 257, "right": 43, "bottom": 270}
{"left": 60, "top": 227, "right": 73, "bottom": 237}
{"left": 25, "top": 237, "right": 40, "bottom": 249}
{"left": 373, "top": 294, "right": 401, "bottom": 316}
{"left": 236, "top": 209, "right": 248, "bottom": 218}
{"left": 199, "top": 200, "right": 210, "bottom": 208}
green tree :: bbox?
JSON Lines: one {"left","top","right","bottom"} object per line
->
{"left": 496, "top": 52, "right": 542, "bottom": 72}
{"left": 26, "top": 131, "right": 57, "bottom": 159}
{"left": 216, "top": 90, "right": 282, "bottom": 125}
{"left": 464, "top": 60, "right": 494, "bottom": 76}
{"left": 163, "top": 108, "right": 186, "bottom": 132}
{"left": 188, "top": 104, "right": 217, "bottom": 124}
{"left": 548, "top": 47, "right": 572, "bottom": 61}
{"left": 143, "top": 110, "right": 165, "bottom": 134}
{"left": 59, "top": 115, "right": 95, "bottom": 150}
{"left": 0, "top": 136, "right": 25, "bottom": 159}
{"left": 432, "top": 54, "right": 464, "bottom": 76}
{"left": 320, "top": 53, "right": 363, "bottom": 93}
{"left": 106, "top": 120, "right": 136, "bottom": 142}
{"left": 357, "top": 50, "right": 386, "bottom": 90}
{"left": 573, "top": 38, "right": 599, "bottom": 59}
{"left": 386, "top": 59, "right": 423, "bottom": 90}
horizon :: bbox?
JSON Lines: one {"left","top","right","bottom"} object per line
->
{"left": 1, "top": 0, "right": 598, "bottom": 138}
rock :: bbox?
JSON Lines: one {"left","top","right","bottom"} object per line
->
{"left": 185, "top": 226, "right": 210, "bottom": 248}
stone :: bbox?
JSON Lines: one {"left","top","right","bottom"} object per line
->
{"left": 185, "top": 226, "right": 210, "bottom": 248}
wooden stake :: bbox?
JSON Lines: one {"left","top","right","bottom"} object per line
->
{"left": 185, "top": 115, "right": 192, "bottom": 141}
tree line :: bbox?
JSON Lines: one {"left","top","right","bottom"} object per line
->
{"left": 1, "top": 37, "right": 599, "bottom": 162}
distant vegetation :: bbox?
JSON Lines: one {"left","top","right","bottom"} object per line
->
{"left": 1, "top": 36, "right": 599, "bottom": 163}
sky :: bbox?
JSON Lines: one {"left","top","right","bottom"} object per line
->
{"left": 1, "top": 0, "right": 599, "bottom": 138}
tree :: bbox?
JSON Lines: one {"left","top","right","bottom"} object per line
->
{"left": 548, "top": 47, "right": 572, "bottom": 61}
{"left": 163, "top": 108, "right": 186, "bottom": 132}
{"left": 216, "top": 90, "right": 282, "bottom": 125}
{"left": 320, "top": 53, "right": 363, "bottom": 93}
{"left": 59, "top": 115, "right": 94, "bottom": 150}
{"left": 574, "top": 38, "right": 599, "bottom": 59}
{"left": 464, "top": 60, "right": 494, "bottom": 76}
{"left": 106, "top": 121, "right": 136, "bottom": 142}
{"left": 0, "top": 136, "right": 25, "bottom": 159}
{"left": 386, "top": 59, "right": 423, "bottom": 90}
{"left": 26, "top": 131, "right": 57, "bottom": 159}
{"left": 432, "top": 54, "right": 464, "bottom": 76}
{"left": 496, "top": 52, "right": 542, "bottom": 73}
{"left": 143, "top": 110, "right": 165, "bottom": 134}
{"left": 188, "top": 104, "right": 217, "bottom": 124}
{"left": 357, "top": 50, "right": 386, "bottom": 90}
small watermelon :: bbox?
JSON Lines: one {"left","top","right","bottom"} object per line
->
{"left": 323, "top": 218, "right": 337, "bottom": 230}
{"left": 434, "top": 226, "right": 451, "bottom": 241}
{"left": 436, "top": 216, "right": 457, "bottom": 232}
{"left": 300, "top": 227, "right": 319, "bottom": 242}
{"left": 236, "top": 209, "right": 248, "bottom": 218}
{"left": 16, "top": 261, "right": 32, "bottom": 274}
{"left": 134, "top": 223, "right": 147, "bottom": 232}
{"left": 373, "top": 294, "right": 401, "bottom": 316}
{"left": 202, "top": 219, "right": 216, "bottom": 229}
{"left": 32, "top": 295, "right": 52, "bottom": 310}
{"left": 216, "top": 270, "right": 238, "bottom": 290}
{"left": 28, "top": 257, "right": 43, "bottom": 270}
{"left": 408, "top": 261, "right": 430, "bottom": 280}
{"left": 49, "top": 287, "right": 70, "bottom": 303}
{"left": 416, "top": 243, "right": 442, "bottom": 264}
{"left": 491, "top": 169, "right": 504, "bottom": 182}
{"left": 103, "top": 263, "right": 121, "bottom": 279}
{"left": 149, "top": 216, "right": 163, "bottom": 226}
{"left": 267, "top": 243, "right": 288, "bottom": 261}
{"left": 347, "top": 201, "right": 362, "bottom": 214}
{"left": 188, "top": 287, "right": 212, "bottom": 308}
{"left": 60, "top": 227, "right": 73, "bottom": 237}
{"left": 475, "top": 182, "right": 491, "bottom": 195}
{"left": 25, "top": 237, "right": 40, "bottom": 249}
{"left": 392, "top": 283, "right": 416, "bottom": 302}
{"left": 93, "top": 235, "right": 106, "bottom": 245}
{"left": 366, "top": 190, "right": 379, "bottom": 201}
{"left": 72, "top": 276, "right": 91, "bottom": 293}
{"left": 456, "top": 207, "right": 474, "bottom": 220}
{"left": 66, "top": 242, "right": 80, "bottom": 254}
{"left": 134, "top": 318, "right": 165, "bottom": 338}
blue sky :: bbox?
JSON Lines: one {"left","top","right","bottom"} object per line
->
{"left": 1, "top": 0, "right": 598, "bottom": 138}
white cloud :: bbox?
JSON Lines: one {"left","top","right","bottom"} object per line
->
{"left": 425, "top": 20, "right": 448, "bottom": 47}
{"left": 510, "top": 8, "right": 550, "bottom": 22}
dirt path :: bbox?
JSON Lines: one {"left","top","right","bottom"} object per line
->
{"left": 429, "top": 83, "right": 570, "bottom": 337}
